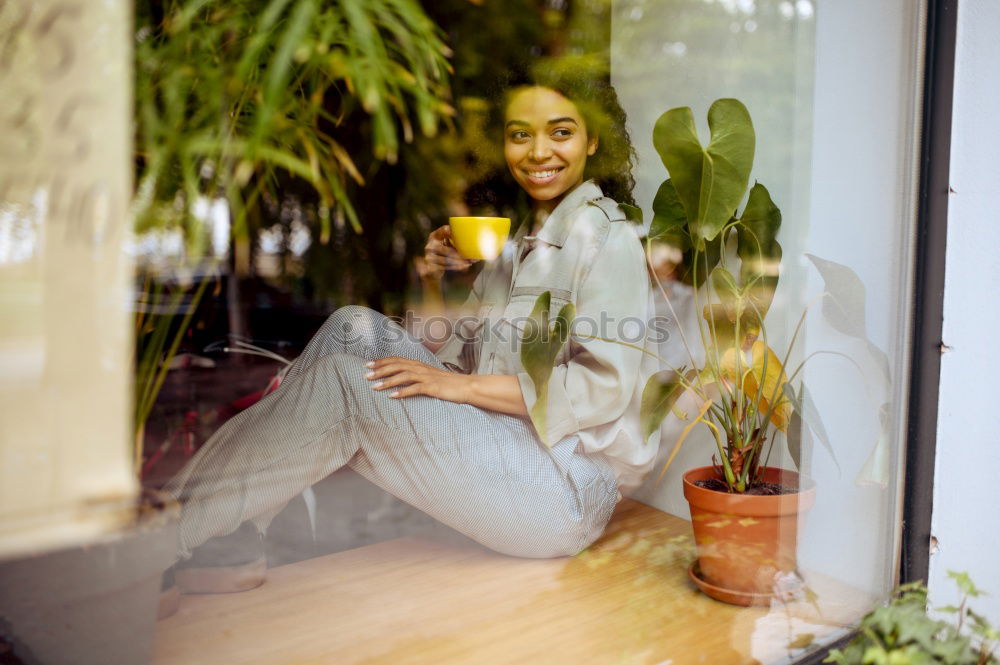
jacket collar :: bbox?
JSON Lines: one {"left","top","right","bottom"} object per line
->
{"left": 514, "top": 180, "right": 603, "bottom": 249}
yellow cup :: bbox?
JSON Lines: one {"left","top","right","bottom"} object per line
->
{"left": 447, "top": 216, "right": 511, "bottom": 261}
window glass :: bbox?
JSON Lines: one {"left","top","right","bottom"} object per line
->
{"left": 0, "top": 1, "right": 928, "bottom": 663}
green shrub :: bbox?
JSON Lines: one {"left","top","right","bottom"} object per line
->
{"left": 825, "top": 572, "right": 999, "bottom": 665}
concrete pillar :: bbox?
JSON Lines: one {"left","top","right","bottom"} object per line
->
{"left": 0, "top": 0, "right": 135, "bottom": 557}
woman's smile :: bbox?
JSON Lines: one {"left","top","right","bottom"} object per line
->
{"left": 504, "top": 86, "right": 598, "bottom": 212}
{"left": 522, "top": 167, "right": 563, "bottom": 183}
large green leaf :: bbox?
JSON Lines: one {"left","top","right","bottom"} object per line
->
{"left": 649, "top": 179, "right": 689, "bottom": 249}
{"left": 698, "top": 100, "right": 756, "bottom": 240}
{"left": 652, "top": 108, "right": 703, "bottom": 233}
{"left": 652, "top": 99, "right": 755, "bottom": 244}
{"left": 520, "top": 292, "right": 575, "bottom": 446}
{"left": 736, "top": 183, "right": 782, "bottom": 322}
{"left": 640, "top": 370, "right": 686, "bottom": 443}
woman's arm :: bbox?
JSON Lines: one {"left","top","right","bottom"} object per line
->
{"left": 461, "top": 374, "right": 529, "bottom": 416}
{"left": 366, "top": 357, "right": 529, "bottom": 417}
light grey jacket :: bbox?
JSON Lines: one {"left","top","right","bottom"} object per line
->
{"left": 435, "top": 181, "right": 660, "bottom": 492}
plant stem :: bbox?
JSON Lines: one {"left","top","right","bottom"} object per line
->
{"left": 644, "top": 240, "right": 700, "bottom": 371}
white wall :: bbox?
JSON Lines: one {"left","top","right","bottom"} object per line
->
{"left": 928, "top": 0, "right": 1000, "bottom": 625}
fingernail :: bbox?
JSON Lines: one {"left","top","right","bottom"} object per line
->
{"left": 365, "top": 361, "right": 375, "bottom": 368}
{"left": 389, "top": 391, "right": 400, "bottom": 398}
{"left": 365, "top": 371, "right": 375, "bottom": 379}
{"left": 372, "top": 381, "right": 383, "bottom": 388}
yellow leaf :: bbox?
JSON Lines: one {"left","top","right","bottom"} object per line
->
{"left": 719, "top": 346, "right": 748, "bottom": 387}
{"left": 745, "top": 341, "right": 792, "bottom": 431}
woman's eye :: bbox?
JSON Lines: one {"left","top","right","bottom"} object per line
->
{"left": 552, "top": 128, "right": 574, "bottom": 139}
{"left": 508, "top": 130, "right": 530, "bottom": 141}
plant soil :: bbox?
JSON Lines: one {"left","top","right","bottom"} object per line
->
{"left": 694, "top": 478, "right": 799, "bottom": 495}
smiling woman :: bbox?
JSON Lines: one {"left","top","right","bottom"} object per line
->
{"left": 164, "top": 63, "right": 657, "bottom": 593}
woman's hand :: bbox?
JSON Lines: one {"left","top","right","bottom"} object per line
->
{"left": 366, "top": 357, "right": 470, "bottom": 404}
{"left": 422, "top": 226, "right": 476, "bottom": 281}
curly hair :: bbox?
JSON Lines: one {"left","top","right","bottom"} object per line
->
{"left": 473, "top": 60, "right": 638, "bottom": 210}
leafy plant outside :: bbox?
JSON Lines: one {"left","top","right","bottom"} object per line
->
{"left": 131, "top": 0, "right": 455, "bottom": 470}
{"left": 825, "top": 572, "right": 999, "bottom": 665}
{"left": 134, "top": 0, "right": 453, "bottom": 245}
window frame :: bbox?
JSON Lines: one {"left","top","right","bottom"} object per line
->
{"left": 899, "top": 0, "right": 957, "bottom": 587}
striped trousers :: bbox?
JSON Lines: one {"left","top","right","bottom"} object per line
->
{"left": 166, "top": 306, "right": 620, "bottom": 560}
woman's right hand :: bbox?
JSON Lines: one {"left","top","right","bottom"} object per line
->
{"left": 421, "top": 226, "right": 476, "bottom": 281}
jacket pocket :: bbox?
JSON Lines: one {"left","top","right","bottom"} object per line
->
{"left": 495, "top": 289, "right": 576, "bottom": 375}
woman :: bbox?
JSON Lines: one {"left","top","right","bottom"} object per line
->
{"left": 166, "top": 70, "right": 659, "bottom": 571}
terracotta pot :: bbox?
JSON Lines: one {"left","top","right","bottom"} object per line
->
{"left": 683, "top": 466, "right": 815, "bottom": 604}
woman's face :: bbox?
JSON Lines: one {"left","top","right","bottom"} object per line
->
{"left": 504, "top": 86, "right": 598, "bottom": 211}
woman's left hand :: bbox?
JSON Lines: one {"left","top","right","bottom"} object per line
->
{"left": 366, "top": 357, "right": 469, "bottom": 404}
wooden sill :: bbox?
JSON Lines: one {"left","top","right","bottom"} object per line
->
{"left": 153, "top": 500, "right": 870, "bottom": 665}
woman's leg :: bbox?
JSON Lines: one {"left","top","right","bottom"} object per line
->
{"left": 167, "top": 306, "right": 619, "bottom": 560}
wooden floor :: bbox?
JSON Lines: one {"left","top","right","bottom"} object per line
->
{"left": 153, "top": 500, "right": 870, "bottom": 665}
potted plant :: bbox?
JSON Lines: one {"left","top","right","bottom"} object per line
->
{"left": 633, "top": 98, "right": 820, "bottom": 605}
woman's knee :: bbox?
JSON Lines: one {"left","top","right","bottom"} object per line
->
{"left": 324, "top": 305, "right": 382, "bottom": 338}
{"left": 327, "top": 304, "right": 380, "bottom": 325}
{"left": 323, "top": 306, "right": 399, "bottom": 352}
